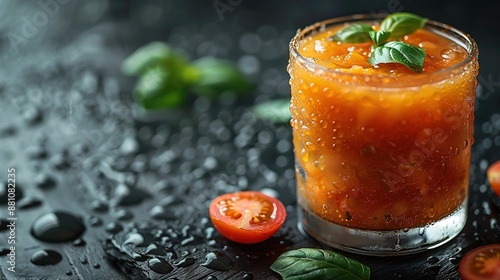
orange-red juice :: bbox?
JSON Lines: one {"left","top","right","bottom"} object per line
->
{"left": 290, "top": 17, "right": 478, "bottom": 232}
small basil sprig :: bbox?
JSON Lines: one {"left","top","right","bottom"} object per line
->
{"left": 122, "top": 42, "right": 251, "bottom": 110}
{"left": 270, "top": 248, "right": 370, "bottom": 280}
{"left": 329, "top": 12, "right": 427, "bottom": 72}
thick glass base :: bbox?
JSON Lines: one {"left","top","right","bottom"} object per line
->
{"left": 297, "top": 198, "right": 467, "bottom": 256}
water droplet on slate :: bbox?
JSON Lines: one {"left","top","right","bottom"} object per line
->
{"left": 181, "top": 236, "right": 195, "bottom": 246}
{"left": 181, "top": 250, "right": 190, "bottom": 257}
{"left": 148, "top": 257, "right": 173, "bottom": 274}
{"left": 92, "top": 263, "right": 101, "bottom": 268}
{"left": 30, "top": 249, "right": 62, "bottom": 265}
{"left": 124, "top": 233, "right": 145, "bottom": 246}
{"left": 0, "top": 248, "right": 9, "bottom": 256}
{"left": 31, "top": 211, "right": 85, "bottom": 242}
{"left": 181, "top": 225, "right": 191, "bottom": 236}
{"left": 205, "top": 227, "right": 215, "bottom": 239}
{"left": 90, "top": 200, "right": 109, "bottom": 212}
{"left": 105, "top": 222, "right": 123, "bottom": 234}
{"left": 120, "top": 136, "right": 139, "bottom": 155}
{"left": 1, "top": 181, "right": 24, "bottom": 204}
{"left": 113, "top": 183, "right": 149, "bottom": 206}
{"left": 114, "top": 208, "right": 133, "bottom": 220}
{"left": 80, "top": 256, "right": 88, "bottom": 264}
{"left": 87, "top": 215, "right": 103, "bottom": 226}
{"left": 34, "top": 173, "right": 57, "bottom": 189}
{"left": 149, "top": 205, "right": 174, "bottom": 220}
{"left": 50, "top": 153, "right": 71, "bottom": 170}
{"left": 206, "top": 276, "right": 218, "bottom": 280}
{"left": 0, "top": 124, "right": 17, "bottom": 137}
{"left": 243, "top": 273, "right": 254, "bottom": 279}
{"left": 201, "top": 252, "right": 233, "bottom": 271}
{"left": 25, "top": 145, "right": 48, "bottom": 159}
{"left": 65, "top": 271, "right": 73, "bottom": 276}
{"left": 423, "top": 266, "right": 442, "bottom": 277}
{"left": 145, "top": 244, "right": 165, "bottom": 255}
{"left": 175, "top": 257, "right": 195, "bottom": 267}
{"left": 427, "top": 256, "right": 439, "bottom": 264}
{"left": 72, "top": 238, "right": 86, "bottom": 246}
{"left": 133, "top": 252, "right": 148, "bottom": 261}
{"left": 22, "top": 106, "right": 43, "bottom": 125}
{"left": 18, "top": 196, "right": 43, "bottom": 209}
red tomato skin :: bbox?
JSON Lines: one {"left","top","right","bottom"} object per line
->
{"left": 487, "top": 161, "right": 500, "bottom": 196}
{"left": 209, "top": 191, "right": 286, "bottom": 244}
{"left": 459, "top": 244, "right": 500, "bottom": 280}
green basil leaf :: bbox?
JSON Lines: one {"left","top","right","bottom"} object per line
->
{"left": 134, "top": 66, "right": 186, "bottom": 110}
{"left": 252, "top": 99, "right": 291, "bottom": 123}
{"left": 369, "top": 30, "right": 391, "bottom": 46}
{"left": 270, "top": 248, "right": 370, "bottom": 280}
{"left": 328, "top": 23, "right": 374, "bottom": 43}
{"left": 380, "top": 12, "right": 427, "bottom": 39}
{"left": 190, "top": 58, "right": 252, "bottom": 98}
{"left": 121, "top": 42, "right": 188, "bottom": 76}
{"left": 368, "top": 41, "right": 426, "bottom": 72}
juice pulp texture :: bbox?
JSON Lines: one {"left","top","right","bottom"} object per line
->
{"left": 290, "top": 23, "right": 478, "bottom": 230}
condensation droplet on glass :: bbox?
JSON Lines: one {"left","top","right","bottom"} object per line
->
{"left": 440, "top": 48, "right": 456, "bottom": 60}
{"left": 305, "top": 141, "right": 316, "bottom": 151}
{"left": 310, "top": 82, "right": 319, "bottom": 93}
{"left": 302, "top": 125, "right": 311, "bottom": 136}
{"left": 300, "top": 148, "right": 309, "bottom": 163}
{"left": 427, "top": 207, "right": 435, "bottom": 218}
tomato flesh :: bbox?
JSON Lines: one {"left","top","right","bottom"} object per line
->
{"left": 459, "top": 244, "right": 500, "bottom": 280}
{"left": 487, "top": 161, "right": 500, "bottom": 197}
{"left": 209, "top": 191, "right": 286, "bottom": 244}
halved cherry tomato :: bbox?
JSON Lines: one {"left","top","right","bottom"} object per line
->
{"left": 459, "top": 244, "right": 500, "bottom": 280}
{"left": 209, "top": 191, "right": 286, "bottom": 244}
{"left": 487, "top": 161, "right": 500, "bottom": 197}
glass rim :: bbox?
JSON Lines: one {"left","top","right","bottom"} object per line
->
{"left": 289, "top": 13, "right": 478, "bottom": 82}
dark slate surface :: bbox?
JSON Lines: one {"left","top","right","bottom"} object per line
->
{"left": 1, "top": 1, "right": 499, "bottom": 279}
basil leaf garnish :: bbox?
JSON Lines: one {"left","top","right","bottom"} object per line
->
{"left": 369, "top": 30, "right": 391, "bottom": 46}
{"left": 380, "top": 12, "right": 427, "bottom": 39}
{"left": 270, "top": 248, "right": 371, "bottom": 280}
{"left": 368, "top": 41, "right": 426, "bottom": 73}
{"left": 328, "top": 23, "right": 374, "bottom": 44}
{"left": 252, "top": 99, "right": 291, "bottom": 123}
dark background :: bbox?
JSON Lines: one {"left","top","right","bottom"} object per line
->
{"left": 1, "top": 0, "right": 499, "bottom": 279}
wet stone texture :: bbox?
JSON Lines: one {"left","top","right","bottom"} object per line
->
{"left": 0, "top": 1, "right": 499, "bottom": 280}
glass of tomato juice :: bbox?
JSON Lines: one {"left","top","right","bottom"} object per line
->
{"left": 289, "top": 14, "right": 478, "bottom": 255}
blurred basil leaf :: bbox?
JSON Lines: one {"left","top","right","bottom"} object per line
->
{"left": 252, "top": 99, "right": 291, "bottom": 123}
{"left": 121, "top": 42, "right": 189, "bottom": 76}
{"left": 190, "top": 58, "right": 252, "bottom": 98}
{"left": 134, "top": 66, "right": 186, "bottom": 110}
